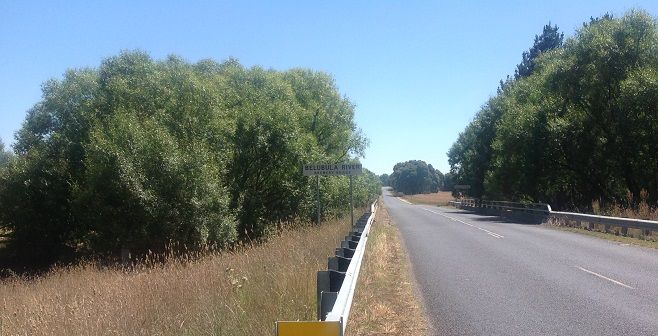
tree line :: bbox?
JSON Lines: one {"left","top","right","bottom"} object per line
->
{"left": 448, "top": 10, "right": 658, "bottom": 210}
{"left": 0, "top": 51, "right": 381, "bottom": 265}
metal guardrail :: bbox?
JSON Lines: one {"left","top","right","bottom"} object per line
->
{"left": 324, "top": 201, "right": 376, "bottom": 331}
{"left": 454, "top": 199, "right": 551, "bottom": 213}
{"left": 451, "top": 199, "right": 658, "bottom": 234}
{"left": 276, "top": 201, "right": 377, "bottom": 336}
{"left": 550, "top": 211, "right": 658, "bottom": 233}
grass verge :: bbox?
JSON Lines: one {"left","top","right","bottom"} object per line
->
{"left": 346, "top": 198, "right": 430, "bottom": 335}
{"left": 546, "top": 218, "right": 658, "bottom": 250}
{"left": 402, "top": 191, "right": 454, "bottom": 206}
{"left": 0, "top": 216, "right": 355, "bottom": 336}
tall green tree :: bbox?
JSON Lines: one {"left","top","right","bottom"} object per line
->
{"left": 450, "top": 23, "right": 563, "bottom": 198}
{"left": 0, "top": 51, "right": 379, "bottom": 263}
{"left": 452, "top": 10, "right": 658, "bottom": 209}
{"left": 0, "top": 139, "right": 10, "bottom": 167}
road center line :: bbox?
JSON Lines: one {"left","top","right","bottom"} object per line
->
{"left": 575, "top": 266, "right": 634, "bottom": 289}
{"left": 397, "top": 197, "right": 412, "bottom": 205}
{"left": 422, "top": 208, "right": 504, "bottom": 239}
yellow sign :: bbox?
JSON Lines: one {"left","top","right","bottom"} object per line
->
{"left": 276, "top": 321, "right": 341, "bottom": 336}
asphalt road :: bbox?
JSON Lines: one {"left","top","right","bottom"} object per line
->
{"left": 382, "top": 190, "right": 658, "bottom": 336}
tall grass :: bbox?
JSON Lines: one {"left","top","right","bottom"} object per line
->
{"left": 0, "top": 215, "right": 355, "bottom": 336}
{"left": 592, "top": 189, "right": 658, "bottom": 221}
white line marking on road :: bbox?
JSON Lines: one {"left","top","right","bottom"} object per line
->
{"left": 422, "top": 208, "right": 504, "bottom": 239}
{"left": 575, "top": 266, "right": 634, "bottom": 289}
{"left": 397, "top": 197, "right": 412, "bottom": 205}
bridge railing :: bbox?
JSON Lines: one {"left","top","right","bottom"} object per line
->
{"left": 450, "top": 199, "right": 658, "bottom": 235}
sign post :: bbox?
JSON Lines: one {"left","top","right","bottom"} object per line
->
{"left": 303, "top": 163, "right": 363, "bottom": 226}
{"left": 316, "top": 175, "right": 321, "bottom": 225}
{"left": 349, "top": 175, "right": 354, "bottom": 226}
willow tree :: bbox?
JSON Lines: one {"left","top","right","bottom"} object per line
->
{"left": 0, "top": 51, "right": 378, "bottom": 263}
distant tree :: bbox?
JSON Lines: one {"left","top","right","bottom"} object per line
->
{"left": 379, "top": 173, "right": 390, "bottom": 186}
{"left": 428, "top": 164, "right": 444, "bottom": 192}
{"left": 389, "top": 160, "right": 442, "bottom": 195}
{"left": 442, "top": 172, "right": 455, "bottom": 191}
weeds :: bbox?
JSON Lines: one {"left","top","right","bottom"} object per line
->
{"left": 592, "top": 189, "right": 658, "bottom": 221}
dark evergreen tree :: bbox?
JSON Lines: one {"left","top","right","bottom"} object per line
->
{"left": 515, "top": 23, "right": 564, "bottom": 79}
{"left": 0, "top": 139, "right": 10, "bottom": 167}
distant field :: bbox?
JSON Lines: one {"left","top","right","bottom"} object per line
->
{"left": 0, "top": 215, "right": 357, "bottom": 336}
{"left": 402, "top": 191, "right": 454, "bottom": 206}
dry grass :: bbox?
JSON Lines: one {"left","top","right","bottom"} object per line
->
{"left": 544, "top": 189, "right": 658, "bottom": 248}
{"left": 346, "top": 198, "right": 430, "bottom": 335}
{"left": 0, "top": 216, "right": 355, "bottom": 336}
{"left": 591, "top": 189, "right": 658, "bottom": 221}
{"left": 402, "top": 191, "right": 454, "bottom": 206}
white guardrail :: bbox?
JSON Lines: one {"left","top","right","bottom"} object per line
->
{"left": 451, "top": 199, "right": 658, "bottom": 234}
{"left": 276, "top": 201, "right": 378, "bottom": 336}
{"left": 325, "top": 201, "right": 377, "bottom": 330}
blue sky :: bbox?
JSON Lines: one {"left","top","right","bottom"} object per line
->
{"left": 2, "top": 1, "right": 658, "bottom": 175}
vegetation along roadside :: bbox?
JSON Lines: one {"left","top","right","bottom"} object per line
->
{"left": 0, "top": 51, "right": 381, "bottom": 272}
{"left": 0, "top": 213, "right": 362, "bottom": 336}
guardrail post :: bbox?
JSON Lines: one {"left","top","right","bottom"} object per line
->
{"left": 340, "top": 247, "right": 355, "bottom": 258}
{"left": 319, "top": 292, "right": 338, "bottom": 321}
{"left": 328, "top": 256, "right": 351, "bottom": 273}
{"left": 316, "top": 271, "right": 330, "bottom": 320}
{"left": 341, "top": 240, "right": 359, "bottom": 249}
{"left": 316, "top": 269, "right": 345, "bottom": 320}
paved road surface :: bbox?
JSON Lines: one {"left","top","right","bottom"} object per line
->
{"left": 382, "top": 190, "right": 658, "bottom": 336}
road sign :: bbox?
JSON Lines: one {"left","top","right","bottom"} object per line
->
{"left": 276, "top": 321, "right": 341, "bottom": 336}
{"left": 303, "top": 163, "right": 363, "bottom": 176}
{"left": 304, "top": 163, "right": 363, "bottom": 227}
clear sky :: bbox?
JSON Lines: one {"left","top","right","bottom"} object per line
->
{"left": 2, "top": 1, "right": 658, "bottom": 175}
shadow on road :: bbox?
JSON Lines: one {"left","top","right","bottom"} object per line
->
{"left": 447, "top": 208, "right": 546, "bottom": 225}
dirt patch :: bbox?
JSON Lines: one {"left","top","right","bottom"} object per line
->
{"left": 346, "top": 198, "right": 430, "bottom": 335}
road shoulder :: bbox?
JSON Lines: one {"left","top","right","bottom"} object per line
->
{"left": 346, "top": 197, "right": 431, "bottom": 335}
